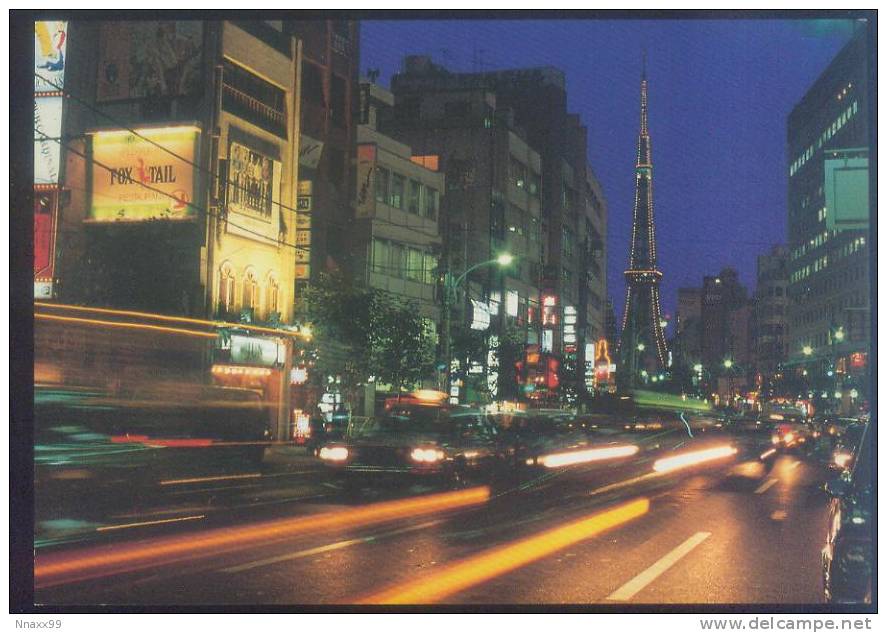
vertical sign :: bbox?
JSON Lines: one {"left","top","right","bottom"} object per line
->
{"left": 294, "top": 180, "right": 312, "bottom": 280}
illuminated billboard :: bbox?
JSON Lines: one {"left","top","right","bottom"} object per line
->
{"left": 89, "top": 126, "right": 200, "bottom": 222}
{"left": 35, "top": 21, "right": 67, "bottom": 93}
{"left": 34, "top": 97, "right": 63, "bottom": 185}
{"left": 225, "top": 139, "right": 282, "bottom": 243}
{"left": 97, "top": 21, "right": 203, "bottom": 102}
{"left": 34, "top": 190, "right": 57, "bottom": 278}
{"left": 825, "top": 149, "right": 869, "bottom": 231}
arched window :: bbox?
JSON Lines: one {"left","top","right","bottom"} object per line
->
{"left": 266, "top": 272, "right": 280, "bottom": 318}
{"left": 243, "top": 268, "right": 259, "bottom": 311}
{"left": 219, "top": 263, "right": 236, "bottom": 314}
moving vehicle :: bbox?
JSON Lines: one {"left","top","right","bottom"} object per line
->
{"left": 822, "top": 421, "right": 872, "bottom": 603}
{"left": 829, "top": 422, "right": 867, "bottom": 471}
{"left": 317, "top": 392, "right": 506, "bottom": 492}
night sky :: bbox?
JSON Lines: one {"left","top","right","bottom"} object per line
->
{"left": 360, "top": 18, "right": 857, "bottom": 333}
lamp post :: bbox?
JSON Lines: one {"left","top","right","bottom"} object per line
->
{"left": 440, "top": 252, "right": 514, "bottom": 401}
{"left": 628, "top": 318, "right": 669, "bottom": 389}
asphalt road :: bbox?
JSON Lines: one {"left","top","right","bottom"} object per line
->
{"left": 34, "top": 438, "right": 834, "bottom": 606}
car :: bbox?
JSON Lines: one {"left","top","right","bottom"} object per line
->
{"left": 306, "top": 417, "right": 348, "bottom": 455}
{"left": 828, "top": 422, "right": 866, "bottom": 471}
{"left": 821, "top": 421, "right": 872, "bottom": 603}
{"left": 317, "top": 392, "right": 506, "bottom": 493}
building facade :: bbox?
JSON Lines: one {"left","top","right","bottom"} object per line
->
{"left": 673, "top": 287, "right": 703, "bottom": 369}
{"left": 786, "top": 27, "right": 871, "bottom": 411}
{"left": 355, "top": 81, "right": 444, "bottom": 323}
{"left": 385, "top": 57, "right": 607, "bottom": 404}
{"left": 45, "top": 20, "right": 306, "bottom": 439}
{"left": 751, "top": 245, "right": 789, "bottom": 396}
{"left": 284, "top": 19, "right": 360, "bottom": 295}
{"left": 700, "top": 268, "right": 748, "bottom": 371}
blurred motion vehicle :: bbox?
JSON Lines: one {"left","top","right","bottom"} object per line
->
{"left": 35, "top": 384, "right": 272, "bottom": 494}
{"left": 766, "top": 410, "right": 813, "bottom": 452}
{"left": 317, "top": 391, "right": 506, "bottom": 492}
{"left": 822, "top": 421, "right": 872, "bottom": 604}
{"left": 828, "top": 422, "right": 866, "bottom": 471}
{"left": 306, "top": 417, "right": 348, "bottom": 455}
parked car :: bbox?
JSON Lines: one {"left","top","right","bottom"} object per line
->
{"left": 828, "top": 422, "right": 867, "bottom": 471}
{"left": 317, "top": 392, "right": 506, "bottom": 493}
{"left": 821, "top": 421, "right": 872, "bottom": 603}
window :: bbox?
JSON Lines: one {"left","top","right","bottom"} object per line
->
{"left": 389, "top": 243, "right": 405, "bottom": 277}
{"left": 266, "top": 274, "right": 280, "bottom": 317}
{"left": 219, "top": 264, "right": 236, "bottom": 313}
{"left": 372, "top": 239, "right": 389, "bottom": 274}
{"left": 242, "top": 269, "right": 259, "bottom": 311}
{"left": 375, "top": 167, "right": 389, "bottom": 204}
{"left": 423, "top": 187, "right": 438, "bottom": 220}
{"left": 390, "top": 173, "right": 405, "bottom": 209}
{"left": 408, "top": 180, "right": 421, "bottom": 215}
{"left": 510, "top": 158, "right": 527, "bottom": 189}
{"left": 529, "top": 172, "right": 541, "bottom": 197}
{"left": 423, "top": 253, "right": 438, "bottom": 284}
{"left": 406, "top": 248, "right": 424, "bottom": 282}
{"left": 562, "top": 225, "right": 575, "bottom": 258}
{"left": 222, "top": 59, "right": 287, "bottom": 138}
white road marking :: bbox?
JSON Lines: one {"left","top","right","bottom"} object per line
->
{"left": 788, "top": 461, "right": 801, "bottom": 471}
{"left": 754, "top": 478, "right": 779, "bottom": 494}
{"left": 219, "top": 519, "right": 443, "bottom": 573}
{"left": 770, "top": 510, "right": 788, "bottom": 521}
{"left": 606, "top": 531, "right": 711, "bottom": 601}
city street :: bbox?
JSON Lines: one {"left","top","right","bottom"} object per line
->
{"left": 35, "top": 441, "right": 832, "bottom": 606}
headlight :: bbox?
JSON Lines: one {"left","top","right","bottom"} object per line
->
{"left": 410, "top": 447, "right": 445, "bottom": 463}
{"left": 771, "top": 435, "right": 780, "bottom": 445}
{"left": 833, "top": 451, "right": 852, "bottom": 469}
{"left": 784, "top": 432, "right": 795, "bottom": 444}
{"left": 319, "top": 446, "right": 348, "bottom": 461}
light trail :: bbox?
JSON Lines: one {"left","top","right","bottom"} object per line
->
{"left": 35, "top": 486, "right": 490, "bottom": 588}
{"left": 35, "top": 313, "right": 218, "bottom": 339}
{"left": 35, "top": 302, "right": 309, "bottom": 339}
{"left": 96, "top": 515, "right": 205, "bottom": 532}
{"left": 356, "top": 497, "right": 650, "bottom": 604}
{"left": 159, "top": 473, "right": 263, "bottom": 486}
{"left": 538, "top": 445, "right": 639, "bottom": 468}
{"left": 652, "top": 445, "right": 738, "bottom": 473}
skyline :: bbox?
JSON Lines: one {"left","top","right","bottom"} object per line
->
{"left": 360, "top": 18, "right": 859, "bottom": 330}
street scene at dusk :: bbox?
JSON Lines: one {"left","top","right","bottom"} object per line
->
{"left": 14, "top": 12, "right": 875, "bottom": 611}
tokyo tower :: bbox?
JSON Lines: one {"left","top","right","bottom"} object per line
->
{"left": 618, "top": 57, "right": 668, "bottom": 386}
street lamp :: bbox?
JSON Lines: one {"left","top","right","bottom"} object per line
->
{"left": 637, "top": 342, "right": 645, "bottom": 352}
{"left": 693, "top": 364, "right": 703, "bottom": 373}
{"left": 723, "top": 359, "right": 733, "bottom": 369}
{"left": 440, "top": 252, "right": 515, "bottom": 399}
{"left": 802, "top": 345, "right": 813, "bottom": 356}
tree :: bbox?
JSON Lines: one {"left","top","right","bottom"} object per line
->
{"left": 302, "top": 273, "right": 436, "bottom": 400}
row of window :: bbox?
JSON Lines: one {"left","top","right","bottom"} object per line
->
{"left": 789, "top": 100, "right": 858, "bottom": 177}
{"left": 374, "top": 167, "right": 439, "bottom": 220}
{"left": 218, "top": 264, "right": 281, "bottom": 319}
{"left": 222, "top": 59, "right": 288, "bottom": 138}
{"left": 791, "top": 235, "right": 866, "bottom": 281}
{"left": 370, "top": 238, "right": 439, "bottom": 285}
{"left": 509, "top": 157, "right": 541, "bottom": 197}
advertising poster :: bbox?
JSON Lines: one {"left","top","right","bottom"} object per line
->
{"left": 34, "top": 97, "right": 63, "bottom": 185}
{"left": 34, "top": 190, "right": 57, "bottom": 278}
{"left": 226, "top": 140, "right": 281, "bottom": 243}
{"left": 34, "top": 21, "right": 67, "bottom": 93}
{"left": 96, "top": 21, "right": 203, "bottom": 102}
{"left": 356, "top": 144, "right": 376, "bottom": 218}
{"left": 89, "top": 126, "right": 200, "bottom": 222}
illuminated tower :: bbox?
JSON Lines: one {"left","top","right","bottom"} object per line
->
{"left": 618, "top": 58, "right": 668, "bottom": 387}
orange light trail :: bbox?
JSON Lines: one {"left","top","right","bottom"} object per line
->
{"left": 652, "top": 445, "right": 738, "bottom": 473}
{"left": 356, "top": 497, "right": 650, "bottom": 604}
{"left": 35, "top": 313, "right": 218, "bottom": 339}
{"left": 35, "top": 486, "right": 490, "bottom": 588}
{"left": 35, "top": 302, "right": 309, "bottom": 339}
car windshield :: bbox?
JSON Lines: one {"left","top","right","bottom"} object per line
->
{"left": 348, "top": 406, "right": 452, "bottom": 438}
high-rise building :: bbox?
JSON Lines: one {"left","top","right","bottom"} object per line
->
{"left": 618, "top": 62, "right": 668, "bottom": 387}
{"left": 355, "top": 81, "right": 444, "bottom": 323}
{"left": 786, "top": 26, "right": 871, "bottom": 409}
{"left": 284, "top": 19, "right": 360, "bottom": 295}
{"left": 673, "top": 287, "right": 703, "bottom": 368}
{"left": 701, "top": 268, "right": 748, "bottom": 370}
{"left": 751, "top": 245, "right": 789, "bottom": 396}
